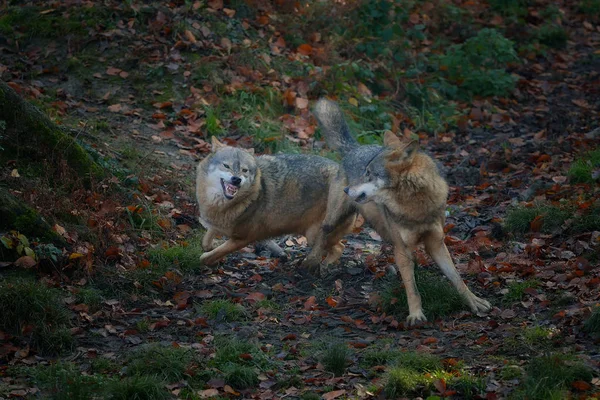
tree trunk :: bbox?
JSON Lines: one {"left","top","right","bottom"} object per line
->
{"left": 0, "top": 80, "right": 104, "bottom": 180}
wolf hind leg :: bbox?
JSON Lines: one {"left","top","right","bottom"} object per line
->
{"left": 423, "top": 228, "right": 491, "bottom": 314}
{"left": 199, "top": 238, "right": 251, "bottom": 266}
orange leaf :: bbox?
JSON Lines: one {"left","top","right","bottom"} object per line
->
{"left": 304, "top": 296, "right": 317, "bottom": 310}
{"left": 530, "top": 215, "right": 544, "bottom": 232}
{"left": 423, "top": 337, "right": 439, "bottom": 345}
{"left": 572, "top": 380, "right": 591, "bottom": 391}
{"left": 245, "top": 292, "right": 266, "bottom": 303}
{"left": 323, "top": 390, "right": 346, "bottom": 400}
{"left": 238, "top": 353, "right": 253, "bottom": 360}
{"left": 297, "top": 43, "right": 312, "bottom": 55}
{"left": 325, "top": 296, "right": 338, "bottom": 307}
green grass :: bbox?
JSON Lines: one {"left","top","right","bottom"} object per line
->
{"left": 0, "top": 279, "right": 73, "bottom": 355}
{"left": 569, "top": 149, "right": 600, "bottom": 183}
{"left": 211, "top": 336, "right": 269, "bottom": 369}
{"left": 504, "top": 204, "right": 571, "bottom": 235}
{"left": 33, "top": 362, "right": 106, "bottom": 400}
{"left": 536, "top": 24, "right": 568, "bottom": 49}
{"left": 501, "top": 364, "right": 524, "bottom": 380}
{"left": 75, "top": 287, "right": 104, "bottom": 312}
{"left": 91, "top": 358, "right": 120, "bottom": 375}
{"left": 199, "top": 299, "right": 247, "bottom": 322}
{"left": 384, "top": 367, "right": 429, "bottom": 398}
{"left": 209, "top": 336, "right": 270, "bottom": 390}
{"left": 503, "top": 280, "right": 539, "bottom": 303}
{"left": 321, "top": 343, "right": 350, "bottom": 377}
{"left": 106, "top": 375, "right": 170, "bottom": 400}
{"left": 126, "top": 343, "right": 194, "bottom": 382}
{"left": 222, "top": 364, "right": 259, "bottom": 389}
{"left": 522, "top": 326, "right": 555, "bottom": 347}
{"left": 147, "top": 237, "right": 204, "bottom": 272}
{"left": 583, "top": 306, "right": 600, "bottom": 335}
{"left": 381, "top": 269, "right": 466, "bottom": 320}
{"left": 511, "top": 354, "right": 593, "bottom": 399}
{"left": 300, "top": 392, "right": 321, "bottom": 400}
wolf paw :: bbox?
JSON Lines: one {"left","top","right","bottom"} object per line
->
{"left": 467, "top": 295, "right": 492, "bottom": 315}
{"left": 300, "top": 258, "right": 321, "bottom": 277}
{"left": 406, "top": 311, "right": 427, "bottom": 326}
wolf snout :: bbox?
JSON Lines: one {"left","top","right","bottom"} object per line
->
{"left": 230, "top": 176, "right": 242, "bottom": 186}
{"left": 343, "top": 186, "right": 349, "bottom": 194}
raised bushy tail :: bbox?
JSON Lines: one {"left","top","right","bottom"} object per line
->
{"left": 313, "top": 99, "right": 357, "bottom": 154}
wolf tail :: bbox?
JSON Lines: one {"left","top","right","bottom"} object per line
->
{"left": 313, "top": 99, "right": 357, "bottom": 154}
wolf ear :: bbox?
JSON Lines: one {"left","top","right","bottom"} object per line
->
{"left": 211, "top": 136, "right": 226, "bottom": 152}
{"left": 383, "top": 131, "right": 402, "bottom": 148}
{"left": 384, "top": 140, "right": 419, "bottom": 165}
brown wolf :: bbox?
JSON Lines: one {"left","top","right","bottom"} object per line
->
{"left": 313, "top": 99, "right": 491, "bottom": 325}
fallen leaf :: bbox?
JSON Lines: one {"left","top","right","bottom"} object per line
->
{"left": 14, "top": 256, "right": 36, "bottom": 269}
{"left": 297, "top": 43, "right": 312, "bottom": 55}
{"left": 295, "top": 97, "right": 309, "bottom": 109}
{"left": 323, "top": 389, "right": 346, "bottom": 400}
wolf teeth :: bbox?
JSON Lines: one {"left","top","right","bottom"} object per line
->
{"left": 225, "top": 183, "right": 238, "bottom": 196}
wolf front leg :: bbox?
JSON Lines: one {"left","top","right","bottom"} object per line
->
{"left": 202, "top": 228, "right": 217, "bottom": 251}
{"left": 393, "top": 243, "right": 427, "bottom": 325}
{"left": 423, "top": 228, "right": 491, "bottom": 314}
{"left": 199, "top": 238, "right": 251, "bottom": 266}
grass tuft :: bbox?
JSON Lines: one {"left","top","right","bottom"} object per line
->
{"left": 106, "top": 375, "right": 169, "bottom": 400}
{"left": 384, "top": 367, "right": 428, "bottom": 398}
{"left": 511, "top": 353, "right": 593, "bottom": 399}
{"left": 382, "top": 269, "right": 465, "bottom": 320}
{"left": 34, "top": 362, "right": 106, "bottom": 400}
{"left": 321, "top": 343, "right": 350, "bottom": 377}
{"left": 503, "top": 280, "right": 539, "bottom": 303}
{"left": 199, "top": 299, "right": 247, "bottom": 322}
{"left": 0, "top": 279, "right": 73, "bottom": 355}
{"left": 126, "top": 343, "right": 193, "bottom": 382}
{"left": 569, "top": 149, "right": 600, "bottom": 183}
{"left": 147, "top": 237, "right": 204, "bottom": 272}
{"left": 222, "top": 364, "right": 259, "bottom": 389}
{"left": 504, "top": 204, "right": 571, "bottom": 235}
{"left": 583, "top": 306, "right": 600, "bottom": 335}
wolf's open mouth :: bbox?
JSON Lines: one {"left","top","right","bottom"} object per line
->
{"left": 221, "top": 179, "right": 239, "bottom": 200}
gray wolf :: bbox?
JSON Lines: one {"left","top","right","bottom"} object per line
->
{"left": 196, "top": 136, "right": 356, "bottom": 268}
{"left": 313, "top": 99, "right": 491, "bottom": 325}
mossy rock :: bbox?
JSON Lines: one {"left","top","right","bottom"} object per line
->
{"left": 0, "top": 187, "right": 58, "bottom": 241}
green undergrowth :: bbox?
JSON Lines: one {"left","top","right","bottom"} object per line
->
{"left": 569, "top": 149, "right": 600, "bottom": 184}
{"left": 30, "top": 361, "right": 170, "bottom": 400}
{"left": 358, "top": 349, "right": 485, "bottom": 399}
{"left": 209, "top": 336, "right": 273, "bottom": 389}
{"left": 381, "top": 268, "right": 466, "bottom": 321}
{"left": 510, "top": 353, "right": 594, "bottom": 399}
{"left": 147, "top": 236, "right": 204, "bottom": 272}
{"left": 198, "top": 299, "right": 248, "bottom": 322}
{"left": 583, "top": 305, "right": 600, "bottom": 335}
{"left": 503, "top": 279, "right": 540, "bottom": 303}
{"left": 321, "top": 342, "right": 351, "bottom": 377}
{"left": 504, "top": 203, "right": 600, "bottom": 236}
{"left": 0, "top": 278, "right": 74, "bottom": 355}
{"left": 125, "top": 343, "right": 195, "bottom": 382}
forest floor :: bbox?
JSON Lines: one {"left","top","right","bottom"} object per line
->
{"left": 0, "top": 0, "right": 599, "bottom": 399}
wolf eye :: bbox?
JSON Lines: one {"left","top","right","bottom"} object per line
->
{"left": 365, "top": 169, "right": 371, "bottom": 176}
{"left": 242, "top": 168, "right": 248, "bottom": 173}
{"left": 223, "top": 164, "right": 230, "bottom": 169}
